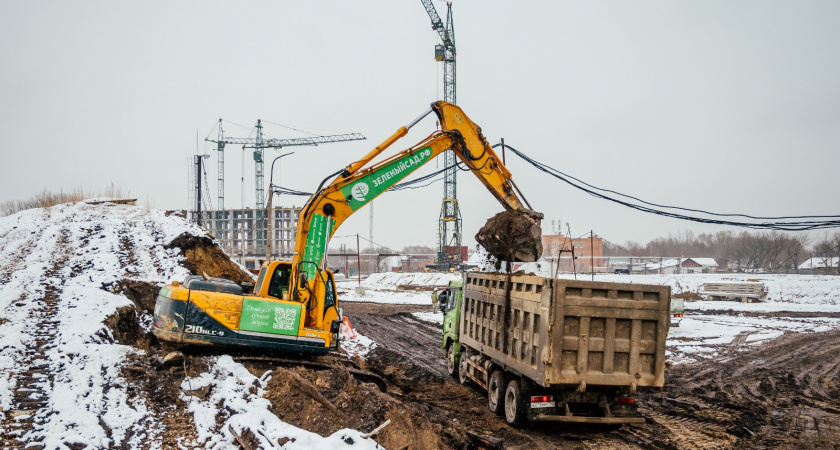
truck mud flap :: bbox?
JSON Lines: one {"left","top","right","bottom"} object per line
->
{"left": 532, "top": 414, "right": 645, "bottom": 424}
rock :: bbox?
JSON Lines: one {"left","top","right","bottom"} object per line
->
{"left": 163, "top": 351, "right": 185, "bottom": 368}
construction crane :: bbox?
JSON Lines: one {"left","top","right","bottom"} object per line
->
{"left": 420, "top": 0, "right": 462, "bottom": 267}
{"left": 206, "top": 120, "right": 365, "bottom": 249}
{"left": 208, "top": 120, "right": 365, "bottom": 211}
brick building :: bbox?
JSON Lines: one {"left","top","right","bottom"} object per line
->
{"left": 541, "top": 234, "right": 604, "bottom": 273}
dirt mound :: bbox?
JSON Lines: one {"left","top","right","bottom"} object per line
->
{"left": 254, "top": 362, "right": 449, "bottom": 450}
{"left": 114, "top": 279, "right": 161, "bottom": 313}
{"left": 166, "top": 233, "right": 253, "bottom": 284}
{"left": 475, "top": 210, "right": 543, "bottom": 263}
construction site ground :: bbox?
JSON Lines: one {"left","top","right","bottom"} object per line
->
{"left": 339, "top": 301, "right": 840, "bottom": 449}
{"left": 2, "top": 202, "right": 839, "bottom": 449}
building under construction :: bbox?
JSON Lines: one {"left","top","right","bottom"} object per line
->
{"left": 190, "top": 207, "right": 302, "bottom": 269}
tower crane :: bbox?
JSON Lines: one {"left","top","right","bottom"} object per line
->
{"left": 206, "top": 120, "right": 365, "bottom": 249}
{"left": 420, "top": 0, "right": 462, "bottom": 267}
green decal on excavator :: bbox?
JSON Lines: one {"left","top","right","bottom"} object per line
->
{"left": 340, "top": 147, "right": 434, "bottom": 211}
{"left": 239, "top": 299, "right": 301, "bottom": 335}
{"left": 301, "top": 213, "right": 335, "bottom": 280}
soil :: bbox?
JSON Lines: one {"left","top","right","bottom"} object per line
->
{"left": 38, "top": 230, "right": 839, "bottom": 449}
{"left": 475, "top": 211, "right": 543, "bottom": 264}
{"left": 165, "top": 233, "right": 254, "bottom": 284}
{"left": 96, "top": 290, "right": 840, "bottom": 449}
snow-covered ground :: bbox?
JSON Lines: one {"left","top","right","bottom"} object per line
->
{"left": 344, "top": 271, "right": 840, "bottom": 366}
{"left": 0, "top": 201, "right": 380, "bottom": 449}
{"left": 337, "top": 272, "right": 460, "bottom": 304}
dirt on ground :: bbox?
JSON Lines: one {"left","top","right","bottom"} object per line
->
{"left": 340, "top": 302, "right": 840, "bottom": 450}
{"left": 475, "top": 210, "right": 543, "bottom": 264}
{"left": 98, "top": 288, "right": 840, "bottom": 450}
{"left": 96, "top": 234, "right": 840, "bottom": 449}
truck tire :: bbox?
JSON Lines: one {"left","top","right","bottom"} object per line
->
{"left": 446, "top": 345, "right": 458, "bottom": 378}
{"left": 504, "top": 379, "right": 526, "bottom": 426}
{"left": 487, "top": 370, "right": 506, "bottom": 416}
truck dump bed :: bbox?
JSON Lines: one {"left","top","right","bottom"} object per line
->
{"left": 460, "top": 273, "right": 670, "bottom": 389}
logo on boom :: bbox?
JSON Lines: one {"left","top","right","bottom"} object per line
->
{"left": 351, "top": 182, "right": 369, "bottom": 202}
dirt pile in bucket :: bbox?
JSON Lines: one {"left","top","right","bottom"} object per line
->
{"left": 475, "top": 210, "right": 543, "bottom": 263}
{"left": 165, "top": 233, "right": 254, "bottom": 284}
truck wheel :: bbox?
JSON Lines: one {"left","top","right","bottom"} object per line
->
{"left": 504, "top": 379, "right": 526, "bottom": 426}
{"left": 446, "top": 345, "right": 458, "bottom": 378}
{"left": 487, "top": 370, "right": 506, "bottom": 416}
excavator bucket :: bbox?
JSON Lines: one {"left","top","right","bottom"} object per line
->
{"left": 475, "top": 210, "right": 543, "bottom": 263}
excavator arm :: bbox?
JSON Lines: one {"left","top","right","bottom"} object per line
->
{"left": 289, "top": 102, "right": 542, "bottom": 331}
{"left": 152, "top": 102, "right": 543, "bottom": 354}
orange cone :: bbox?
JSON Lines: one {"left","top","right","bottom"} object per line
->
{"left": 341, "top": 316, "right": 357, "bottom": 339}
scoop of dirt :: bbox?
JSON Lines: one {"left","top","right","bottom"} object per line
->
{"left": 166, "top": 233, "right": 254, "bottom": 284}
{"left": 475, "top": 210, "right": 543, "bottom": 263}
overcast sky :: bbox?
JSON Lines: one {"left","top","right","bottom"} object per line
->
{"left": 1, "top": 1, "right": 838, "bottom": 252}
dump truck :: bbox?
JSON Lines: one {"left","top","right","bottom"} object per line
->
{"left": 153, "top": 101, "right": 543, "bottom": 353}
{"left": 670, "top": 297, "right": 684, "bottom": 327}
{"left": 441, "top": 272, "right": 670, "bottom": 426}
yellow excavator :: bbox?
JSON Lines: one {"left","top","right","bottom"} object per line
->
{"left": 152, "top": 101, "right": 542, "bottom": 353}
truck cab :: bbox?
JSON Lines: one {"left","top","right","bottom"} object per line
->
{"left": 439, "top": 279, "right": 464, "bottom": 378}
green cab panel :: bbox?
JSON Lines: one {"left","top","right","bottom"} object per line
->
{"left": 239, "top": 298, "right": 301, "bottom": 336}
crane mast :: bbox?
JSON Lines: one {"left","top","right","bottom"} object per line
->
{"left": 421, "top": 0, "right": 462, "bottom": 267}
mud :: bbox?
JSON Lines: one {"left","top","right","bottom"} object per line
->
{"left": 475, "top": 210, "right": 543, "bottom": 264}
{"left": 165, "top": 233, "right": 254, "bottom": 284}
{"left": 343, "top": 302, "right": 840, "bottom": 449}
{"left": 98, "top": 233, "right": 840, "bottom": 449}
{"left": 114, "top": 279, "right": 161, "bottom": 313}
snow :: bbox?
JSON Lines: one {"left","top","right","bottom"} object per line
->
{"left": 413, "top": 311, "right": 444, "bottom": 325}
{"left": 1, "top": 199, "right": 837, "bottom": 447}
{"left": 337, "top": 272, "right": 460, "bottom": 304}
{"left": 0, "top": 201, "right": 381, "bottom": 448}
{"left": 799, "top": 256, "right": 839, "bottom": 270}
{"left": 344, "top": 271, "right": 840, "bottom": 367}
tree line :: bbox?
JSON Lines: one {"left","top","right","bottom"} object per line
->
{"left": 603, "top": 229, "right": 840, "bottom": 273}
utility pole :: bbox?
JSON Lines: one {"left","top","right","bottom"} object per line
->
{"left": 590, "top": 230, "right": 594, "bottom": 281}
{"left": 195, "top": 155, "right": 202, "bottom": 226}
{"left": 420, "top": 0, "right": 461, "bottom": 267}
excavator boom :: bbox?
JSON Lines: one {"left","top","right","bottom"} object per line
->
{"left": 153, "top": 102, "right": 543, "bottom": 354}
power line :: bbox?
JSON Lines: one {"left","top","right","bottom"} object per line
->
{"left": 499, "top": 143, "right": 840, "bottom": 231}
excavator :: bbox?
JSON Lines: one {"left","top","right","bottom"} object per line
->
{"left": 152, "top": 101, "right": 543, "bottom": 353}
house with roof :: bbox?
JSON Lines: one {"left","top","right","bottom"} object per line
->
{"left": 644, "top": 257, "right": 718, "bottom": 274}
{"left": 798, "top": 257, "right": 839, "bottom": 275}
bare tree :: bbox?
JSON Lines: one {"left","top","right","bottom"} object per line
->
{"left": 783, "top": 233, "right": 809, "bottom": 273}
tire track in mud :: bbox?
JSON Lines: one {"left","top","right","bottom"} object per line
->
{"left": 638, "top": 328, "right": 840, "bottom": 449}
{"left": 345, "top": 301, "right": 840, "bottom": 449}
{"left": 344, "top": 302, "right": 649, "bottom": 449}
{"left": 0, "top": 229, "right": 73, "bottom": 449}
